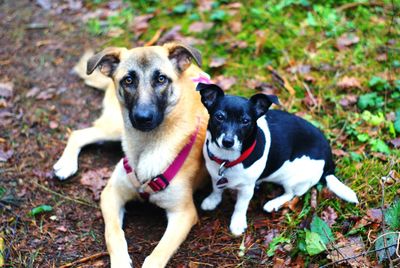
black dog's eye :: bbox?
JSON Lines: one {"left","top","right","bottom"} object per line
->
{"left": 157, "top": 75, "right": 167, "bottom": 84}
{"left": 124, "top": 76, "right": 133, "bottom": 85}
{"left": 241, "top": 118, "right": 250, "bottom": 125}
{"left": 215, "top": 114, "right": 224, "bottom": 122}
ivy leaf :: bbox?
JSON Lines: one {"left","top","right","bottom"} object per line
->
{"left": 369, "top": 139, "right": 391, "bottom": 154}
{"left": 29, "top": 204, "right": 53, "bottom": 216}
{"left": 305, "top": 230, "right": 326, "bottom": 256}
{"left": 368, "top": 76, "right": 389, "bottom": 91}
{"left": 394, "top": 110, "right": 400, "bottom": 133}
{"left": 210, "top": 10, "right": 227, "bottom": 21}
{"left": 375, "top": 232, "right": 398, "bottom": 262}
{"left": 310, "top": 215, "right": 334, "bottom": 245}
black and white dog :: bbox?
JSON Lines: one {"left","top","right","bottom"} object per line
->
{"left": 197, "top": 83, "right": 359, "bottom": 236}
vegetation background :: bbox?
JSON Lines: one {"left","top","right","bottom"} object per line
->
{"left": 0, "top": 0, "right": 399, "bottom": 267}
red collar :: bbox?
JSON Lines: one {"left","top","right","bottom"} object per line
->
{"left": 207, "top": 139, "right": 257, "bottom": 168}
{"left": 123, "top": 118, "right": 200, "bottom": 199}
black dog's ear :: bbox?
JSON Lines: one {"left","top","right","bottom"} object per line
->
{"left": 164, "top": 42, "right": 202, "bottom": 73}
{"left": 249, "top": 94, "right": 280, "bottom": 118}
{"left": 196, "top": 83, "right": 224, "bottom": 110}
{"left": 87, "top": 47, "right": 124, "bottom": 76}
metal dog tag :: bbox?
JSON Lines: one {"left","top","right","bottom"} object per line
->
{"left": 216, "top": 177, "right": 228, "bottom": 189}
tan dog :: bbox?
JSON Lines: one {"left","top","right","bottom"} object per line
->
{"left": 60, "top": 43, "right": 210, "bottom": 267}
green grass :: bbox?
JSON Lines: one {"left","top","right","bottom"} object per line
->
{"left": 84, "top": 0, "right": 399, "bottom": 264}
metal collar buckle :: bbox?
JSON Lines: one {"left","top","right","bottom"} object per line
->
{"left": 218, "top": 161, "right": 227, "bottom": 176}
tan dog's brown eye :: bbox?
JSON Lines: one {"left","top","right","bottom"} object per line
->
{"left": 158, "top": 75, "right": 166, "bottom": 84}
{"left": 124, "top": 77, "right": 133, "bottom": 85}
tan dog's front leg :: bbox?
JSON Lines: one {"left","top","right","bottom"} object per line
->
{"left": 142, "top": 201, "right": 198, "bottom": 268}
{"left": 101, "top": 161, "right": 137, "bottom": 268}
{"left": 54, "top": 124, "right": 120, "bottom": 179}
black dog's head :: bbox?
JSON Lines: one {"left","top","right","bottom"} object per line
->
{"left": 197, "top": 83, "right": 279, "bottom": 151}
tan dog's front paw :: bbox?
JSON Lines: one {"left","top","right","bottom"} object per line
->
{"left": 53, "top": 155, "right": 78, "bottom": 180}
{"left": 142, "top": 256, "right": 164, "bottom": 268}
{"left": 110, "top": 253, "right": 132, "bottom": 268}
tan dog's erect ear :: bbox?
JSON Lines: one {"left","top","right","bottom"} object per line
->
{"left": 86, "top": 47, "right": 123, "bottom": 77}
{"left": 164, "top": 42, "right": 202, "bottom": 73}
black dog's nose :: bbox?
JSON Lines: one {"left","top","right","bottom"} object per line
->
{"left": 222, "top": 136, "right": 234, "bottom": 148}
{"left": 134, "top": 109, "right": 154, "bottom": 124}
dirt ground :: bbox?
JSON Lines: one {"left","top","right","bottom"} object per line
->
{"left": 0, "top": 1, "right": 287, "bottom": 267}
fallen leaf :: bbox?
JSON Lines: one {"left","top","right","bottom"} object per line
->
{"left": 131, "top": 14, "right": 154, "bottom": 36}
{"left": 229, "top": 21, "right": 242, "bottom": 33}
{"left": 26, "top": 87, "right": 41, "bottom": 98}
{"left": 36, "top": 0, "right": 51, "bottom": 10}
{"left": 376, "top": 53, "right": 387, "bottom": 62}
{"left": 332, "top": 148, "right": 349, "bottom": 157}
{"left": 366, "top": 208, "right": 383, "bottom": 223}
{"left": 230, "top": 40, "right": 248, "bottom": 49}
{"left": 327, "top": 236, "right": 369, "bottom": 267}
{"left": 209, "top": 57, "right": 226, "bottom": 68}
{"left": 226, "top": 2, "right": 243, "bottom": 9}
{"left": 198, "top": 0, "right": 213, "bottom": 12}
{"left": 188, "top": 22, "right": 213, "bottom": 33}
{"left": 288, "top": 64, "right": 311, "bottom": 75}
{"left": 389, "top": 138, "right": 400, "bottom": 148}
{"left": 321, "top": 206, "right": 338, "bottom": 227}
{"left": 0, "top": 149, "right": 13, "bottom": 162}
{"left": 213, "top": 75, "right": 236, "bottom": 91}
{"left": 158, "top": 26, "right": 182, "bottom": 44}
{"left": 286, "top": 196, "right": 299, "bottom": 211}
{"left": 36, "top": 88, "right": 56, "bottom": 100}
{"left": 336, "top": 33, "right": 360, "bottom": 50}
{"left": 255, "top": 30, "right": 266, "bottom": 56}
{"left": 56, "top": 225, "right": 68, "bottom": 232}
{"left": 80, "top": 168, "right": 111, "bottom": 200}
{"left": 339, "top": 94, "right": 358, "bottom": 108}
{"left": 107, "top": 27, "right": 125, "bottom": 38}
{"left": 262, "top": 229, "right": 280, "bottom": 247}
{"left": 0, "top": 82, "right": 13, "bottom": 98}
{"left": 337, "top": 76, "right": 361, "bottom": 89}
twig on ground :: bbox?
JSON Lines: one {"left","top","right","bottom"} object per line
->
{"left": 145, "top": 27, "right": 165, "bottom": 46}
{"left": 336, "top": 1, "right": 385, "bottom": 12}
{"left": 32, "top": 180, "right": 98, "bottom": 208}
{"left": 59, "top": 252, "right": 108, "bottom": 268}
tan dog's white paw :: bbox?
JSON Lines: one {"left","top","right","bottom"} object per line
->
{"left": 229, "top": 216, "right": 247, "bottom": 236}
{"left": 142, "top": 256, "right": 163, "bottom": 268}
{"left": 110, "top": 253, "right": 132, "bottom": 268}
{"left": 53, "top": 156, "right": 78, "bottom": 180}
{"left": 201, "top": 194, "right": 221, "bottom": 211}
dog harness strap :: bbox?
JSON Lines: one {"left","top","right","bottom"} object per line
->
{"left": 122, "top": 117, "right": 201, "bottom": 198}
{"left": 208, "top": 139, "right": 257, "bottom": 168}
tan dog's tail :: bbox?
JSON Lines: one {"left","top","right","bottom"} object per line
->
{"left": 73, "top": 50, "right": 112, "bottom": 91}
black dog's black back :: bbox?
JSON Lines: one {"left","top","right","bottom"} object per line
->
{"left": 260, "top": 110, "right": 335, "bottom": 179}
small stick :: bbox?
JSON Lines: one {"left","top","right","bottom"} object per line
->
{"left": 145, "top": 28, "right": 165, "bottom": 46}
{"left": 32, "top": 180, "right": 98, "bottom": 208}
{"left": 59, "top": 252, "right": 108, "bottom": 268}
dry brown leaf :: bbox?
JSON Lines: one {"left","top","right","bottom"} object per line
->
{"left": 327, "top": 236, "right": 369, "bottom": 267}
{"left": 131, "top": 14, "right": 154, "bottom": 37}
{"left": 389, "top": 138, "right": 400, "bottom": 148}
{"left": 229, "top": 21, "right": 242, "bottom": 33}
{"left": 80, "top": 168, "right": 111, "bottom": 200}
{"left": 0, "top": 82, "right": 13, "bottom": 98}
{"left": 336, "top": 33, "right": 360, "bottom": 50}
{"left": 214, "top": 75, "right": 236, "bottom": 91}
{"left": 198, "top": 0, "right": 213, "bottom": 12}
{"left": 337, "top": 76, "right": 361, "bottom": 89}
{"left": 321, "top": 206, "right": 338, "bottom": 227}
{"left": 310, "top": 188, "right": 317, "bottom": 209}
{"left": 209, "top": 57, "right": 226, "bottom": 68}
{"left": 188, "top": 22, "right": 213, "bottom": 33}
{"left": 339, "top": 94, "right": 358, "bottom": 108}
{"left": 332, "top": 148, "right": 349, "bottom": 157}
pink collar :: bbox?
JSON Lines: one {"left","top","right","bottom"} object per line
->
{"left": 123, "top": 118, "right": 201, "bottom": 199}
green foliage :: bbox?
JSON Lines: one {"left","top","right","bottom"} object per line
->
{"left": 384, "top": 199, "right": 400, "bottom": 230}
{"left": 29, "top": 205, "right": 53, "bottom": 216}
{"left": 310, "top": 216, "right": 334, "bottom": 245}
{"left": 305, "top": 230, "right": 326, "bottom": 256}
{"left": 357, "top": 92, "right": 384, "bottom": 110}
{"left": 266, "top": 235, "right": 290, "bottom": 257}
{"left": 369, "top": 139, "right": 391, "bottom": 154}
{"left": 368, "top": 76, "right": 390, "bottom": 91}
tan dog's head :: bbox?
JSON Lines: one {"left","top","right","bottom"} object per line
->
{"left": 87, "top": 42, "right": 202, "bottom": 132}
